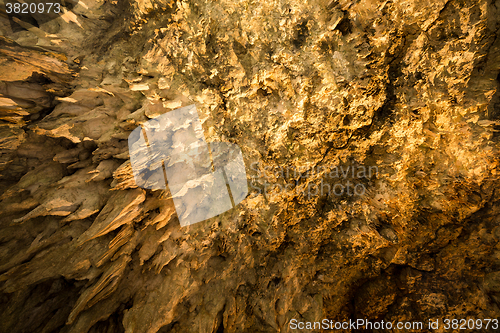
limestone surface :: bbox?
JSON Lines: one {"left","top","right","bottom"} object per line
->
{"left": 1, "top": 0, "right": 500, "bottom": 332}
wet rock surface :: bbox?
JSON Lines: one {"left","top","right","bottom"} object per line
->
{"left": 1, "top": 0, "right": 500, "bottom": 332}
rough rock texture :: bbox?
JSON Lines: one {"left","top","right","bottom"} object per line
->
{"left": 1, "top": 0, "right": 500, "bottom": 332}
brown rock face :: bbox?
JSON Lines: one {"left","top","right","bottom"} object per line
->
{"left": 1, "top": 0, "right": 500, "bottom": 332}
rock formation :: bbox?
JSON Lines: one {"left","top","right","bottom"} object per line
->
{"left": 1, "top": 0, "right": 500, "bottom": 332}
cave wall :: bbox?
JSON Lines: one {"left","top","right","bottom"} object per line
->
{"left": 1, "top": 0, "right": 500, "bottom": 332}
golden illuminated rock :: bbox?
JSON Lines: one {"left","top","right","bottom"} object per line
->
{"left": 1, "top": 0, "right": 500, "bottom": 332}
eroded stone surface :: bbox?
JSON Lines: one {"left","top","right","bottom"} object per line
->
{"left": 1, "top": 0, "right": 500, "bottom": 332}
